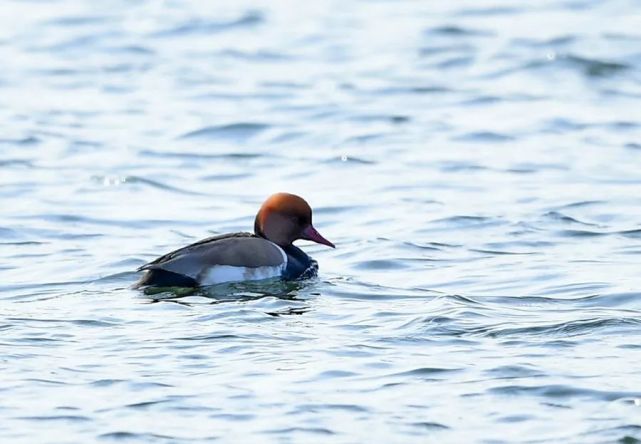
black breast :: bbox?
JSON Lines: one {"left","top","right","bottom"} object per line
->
{"left": 282, "top": 245, "right": 318, "bottom": 280}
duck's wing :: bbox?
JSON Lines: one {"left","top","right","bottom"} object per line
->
{"left": 138, "top": 232, "right": 256, "bottom": 271}
{"left": 136, "top": 233, "right": 286, "bottom": 287}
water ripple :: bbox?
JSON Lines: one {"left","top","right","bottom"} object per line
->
{"left": 152, "top": 11, "right": 264, "bottom": 37}
{"left": 178, "top": 123, "right": 269, "bottom": 142}
{"left": 2, "top": 0, "right": 641, "bottom": 442}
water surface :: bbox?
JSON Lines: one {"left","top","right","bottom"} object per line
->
{"left": 2, "top": 0, "right": 641, "bottom": 442}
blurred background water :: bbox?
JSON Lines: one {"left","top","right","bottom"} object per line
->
{"left": 1, "top": 0, "right": 641, "bottom": 442}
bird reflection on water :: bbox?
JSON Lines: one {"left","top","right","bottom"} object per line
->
{"left": 143, "top": 278, "right": 314, "bottom": 316}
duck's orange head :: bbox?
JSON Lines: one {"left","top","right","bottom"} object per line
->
{"left": 254, "top": 193, "right": 335, "bottom": 249}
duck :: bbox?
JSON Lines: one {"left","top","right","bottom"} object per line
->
{"left": 135, "top": 193, "right": 334, "bottom": 288}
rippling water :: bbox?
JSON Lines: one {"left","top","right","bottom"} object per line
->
{"left": 2, "top": 0, "right": 641, "bottom": 442}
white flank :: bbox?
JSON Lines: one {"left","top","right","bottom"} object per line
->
{"left": 272, "top": 242, "right": 288, "bottom": 264}
{"left": 201, "top": 265, "right": 284, "bottom": 286}
{"left": 199, "top": 242, "right": 288, "bottom": 286}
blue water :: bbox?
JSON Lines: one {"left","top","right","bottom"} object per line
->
{"left": 2, "top": 0, "right": 641, "bottom": 442}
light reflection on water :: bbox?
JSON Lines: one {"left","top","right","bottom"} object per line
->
{"left": 2, "top": 0, "right": 641, "bottom": 442}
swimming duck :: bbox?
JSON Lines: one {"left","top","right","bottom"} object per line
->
{"left": 135, "top": 193, "right": 334, "bottom": 288}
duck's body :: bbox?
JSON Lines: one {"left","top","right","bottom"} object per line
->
{"left": 135, "top": 193, "right": 333, "bottom": 288}
{"left": 136, "top": 232, "right": 318, "bottom": 287}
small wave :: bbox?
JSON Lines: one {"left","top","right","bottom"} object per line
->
{"left": 41, "top": 31, "right": 120, "bottom": 52}
{"left": 542, "top": 117, "right": 590, "bottom": 132}
{"left": 410, "top": 422, "right": 450, "bottom": 430}
{"left": 460, "top": 95, "right": 502, "bottom": 106}
{"left": 375, "top": 85, "right": 451, "bottom": 95}
{"left": 109, "top": 45, "right": 155, "bottom": 55}
{"left": 542, "top": 211, "right": 600, "bottom": 226}
{"left": 490, "top": 53, "right": 630, "bottom": 79}
{"left": 263, "top": 427, "right": 335, "bottom": 436}
{"left": 44, "top": 15, "right": 109, "bottom": 27}
{"left": 428, "top": 215, "right": 502, "bottom": 230}
{"left": 0, "top": 136, "right": 40, "bottom": 146}
{"left": 403, "top": 241, "right": 452, "bottom": 251}
{"left": 484, "top": 364, "right": 543, "bottom": 379}
{"left": 314, "top": 370, "right": 359, "bottom": 379}
{"left": 91, "top": 175, "right": 204, "bottom": 195}
{"left": 581, "top": 425, "right": 641, "bottom": 443}
{"left": 99, "top": 432, "right": 187, "bottom": 441}
{"left": 178, "top": 123, "right": 269, "bottom": 142}
{"left": 479, "top": 317, "right": 641, "bottom": 339}
{"left": 348, "top": 114, "right": 410, "bottom": 124}
{"left": 269, "top": 131, "right": 307, "bottom": 144}
{"left": 426, "top": 25, "right": 493, "bottom": 36}
{"left": 8, "top": 317, "right": 118, "bottom": 328}
{"left": 557, "top": 229, "right": 607, "bottom": 238}
{"left": 391, "top": 367, "right": 461, "bottom": 377}
{"left": 324, "top": 155, "right": 376, "bottom": 165}
{"left": 555, "top": 227, "right": 641, "bottom": 239}
{"left": 216, "top": 49, "right": 293, "bottom": 62}
{"left": 453, "top": 131, "right": 515, "bottom": 143}
{"left": 140, "top": 149, "right": 262, "bottom": 160}
{"left": 488, "top": 384, "right": 641, "bottom": 402}
{"left": 620, "top": 228, "right": 641, "bottom": 238}
{"left": 354, "top": 259, "right": 409, "bottom": 271}
{"left": 552, "top": 200, "right": 605, "bottom": 210}
{"left": 0, "top": 159, "right": 33, "bottom": 167}
{"left": 564, "top": 54, "right": 629, "bottom": 77}
{"left": 438, "top": 161, "right": 488, "bottom": 172}
{"left": 297, "top": 403, "right": 369, "bottom": 413}
{"left": 512, "top": 35, "right": 577, "bottom": 48}
{"left": 152, "top": 11, "right": 263, "bottom": 37}
{"left": 469, "top": 248, "right": 535, "bottom": 256}
{"left": 455, "top": 6, "right": 522, "bottom": 16}
{"left": 17, "top": 415, "right": 91, "bottom": 422}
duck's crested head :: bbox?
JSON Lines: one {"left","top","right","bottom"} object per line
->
{"left": 254, "top": 193, "right": 335, "bottom": 248}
